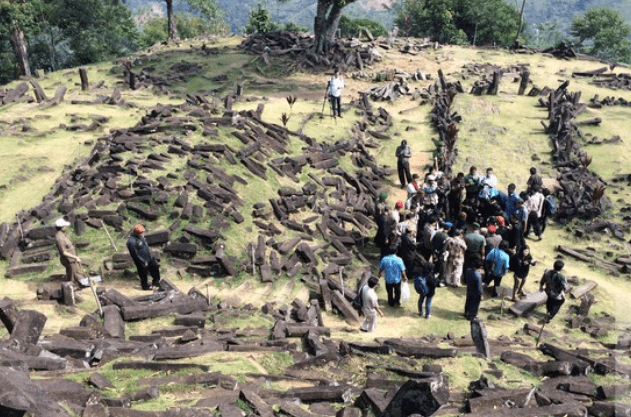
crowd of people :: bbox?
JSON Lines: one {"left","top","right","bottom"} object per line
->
{"left": 359, "top": 140, "right": 566, "bottom": 332}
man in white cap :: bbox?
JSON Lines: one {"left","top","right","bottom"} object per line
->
{"left": 55, "top": 218, "right": 87, "bottom": 287}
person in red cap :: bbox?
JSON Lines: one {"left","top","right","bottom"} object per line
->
{"left": 485, "top": 224, "right": 502, "bottom": 252}
{"left": 127, "top": 224, "right": 161, "bottom": 290}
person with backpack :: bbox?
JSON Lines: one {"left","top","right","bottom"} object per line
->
{"left": 484, "top": 240, "right": 511, "bottom": 298}
{"left": 539, "top": 260, "right": 567, "bottom": 322}
{"left": 378, "top": 247, "right": 408, "bottom": 307}
{"left": 511, "top": 245, "right": 536, "bottom": 301}
{"left": 464, "top": 257, "right": 484, "bottom": 321}
{"left": 359, "top": 277, "right": 383, "bottom": 332}
{"left": 415, "top": 262, "right": 436, "bottom": 318}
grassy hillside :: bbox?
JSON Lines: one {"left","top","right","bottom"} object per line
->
{"left": 1, "top": 36, "right": 630, "bottom": 413}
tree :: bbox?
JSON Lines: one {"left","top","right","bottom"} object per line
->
{"left": 570, "top": 7, "right": 631, "bottom": 62}
{"left": 50, "top": 0, "right": 138, "bottom": 66}
{"left": 164, "top": 0, "right": 222, "bottom": 42}
{"left": 309, "top": 0, "right": 359, "bottom": 53}
{"left": 140, "top": 12, "right": 225, "bottom": 48}
{"left": 166, "top": 0, "right": 178, "bottom": 41}
{"left": 244, "top": 3, "right": 278, "bottom": 34}
{"left": 0, "top": 0, "right": 39, "bottom": 76}
{"left": 395, "top": 0, "right": 520, "bottom": 46}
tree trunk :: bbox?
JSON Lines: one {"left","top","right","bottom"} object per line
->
{"left": 313, "top": 0, "right": 330, "bottom": 54}
{"left": 11, "top": 20, "right": 31, "bottom": 77}
{"left": 313, "top": 0, "right": 351, "bottom": 55}
{"left": 323, "top": 2, "right": 344, "bottom": 44}
{"left": 514, "top": 0, "right": 527, "bottom": 44}
{"left": 166, "top": 0, "right": 179, "bottom": 41}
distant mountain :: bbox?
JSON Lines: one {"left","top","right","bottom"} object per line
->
{"left": 122, "top": 0, "right": 397, "bottom": 33}
{"left": 122, "top": 0, "right": 631, "bottom": 41}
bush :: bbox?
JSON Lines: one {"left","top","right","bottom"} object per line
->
{"left": 338, "top": 15, "right": 388, "bottom": 38}
{"left": 282, "top": 22, "right": 307, "bottom": 32}
{"left": 140, "top": 12, "right": 227, "bottom": 48}
{"left": 244, "top": 4, "right": 278, "bottom": 34}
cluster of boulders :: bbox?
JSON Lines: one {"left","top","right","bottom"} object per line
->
{"left": 1, "top": 269, "right": 630, "bottom": 416}
{"left": 239, "top": 31, "right": 383, "bottom": 73}
{"left": 538, "top": 81, "right": 611, "bottom": 220}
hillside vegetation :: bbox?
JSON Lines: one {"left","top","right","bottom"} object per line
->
{"left": 0, "top": 35, "right": 630, "bottom": 415}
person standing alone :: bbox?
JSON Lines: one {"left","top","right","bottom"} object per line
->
{"left": 327, "top": 69, "right": 344, "bottom": 118}
{"left": 396, "top": 140, "right": 412, "bottom": 188}
{"left": 55, "top": 218, "right": 88, "bottom": 287}
{"left": 127, "top": 224, "right": 161, "bottom": 290}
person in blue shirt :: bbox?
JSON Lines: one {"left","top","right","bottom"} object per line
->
{"left": 378, "top": 248, "right": 408, "bottom": 307}
{"left": 498, "top": 183, "right": 520, "bottom": 221}
{"left": 484, "top": 240, "right": 510, "bottom": 298}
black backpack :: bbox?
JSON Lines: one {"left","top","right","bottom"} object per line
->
{"left": 352, "top": 286, "right": 365, "bottom": 310}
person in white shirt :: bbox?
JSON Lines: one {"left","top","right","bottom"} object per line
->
{"left": 327, "top": 70, "right": 344, "bottom": 118}
{"left": 360, "top": 277, "right": 384, "bottom": 332}
{"left": 524, "top": 185, "right": 545, "bottom": 240}
{"left": 479, "top": 167, "right": 498, "bottom": 200}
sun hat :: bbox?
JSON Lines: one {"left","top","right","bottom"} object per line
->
{"left": 55, "top": 218, "right": 71, "bottom": 228}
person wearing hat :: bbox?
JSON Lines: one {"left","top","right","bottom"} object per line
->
{"left": 374, "top": 206, "right": 391, "bottom": 259}
{"left": 55, "top": 218, "right": 88, "bottom": 287}
{"left": 433, "top": 140, "right": 446, "bottom": 172}
{"left": 423, "top": 175, "right": 439, "bottom": 209}
{"left": 395, "top": 140, "right": 412, "bottom": 188}
{"left": 127, "top": 224, "right": 161, "bottom": 290}
{"left": 373, "top": 191, "right": 388, "bottom": 218}
{"left": 485, "top": 224, "right": 502, "bottom": 252}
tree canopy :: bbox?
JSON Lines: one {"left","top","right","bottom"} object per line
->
{"left": 0, "top": 0, "right": 139, "bottom": 82}
{"left": 394, "top": 0, "right": 520, "bottom": 46}
{"left": 570, "top": 7, "right": 631, "bottom": 62}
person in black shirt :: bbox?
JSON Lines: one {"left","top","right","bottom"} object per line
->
{"left": 127, "top": 224, "right": 161, "bottom": 290}
{"left": 511, "top": 245, "right": 536, "bottom": 301}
